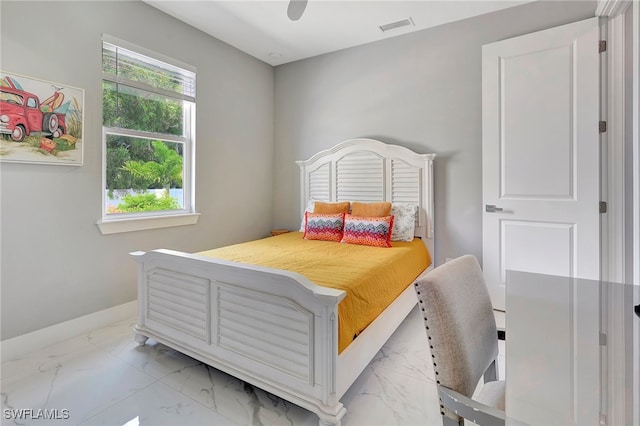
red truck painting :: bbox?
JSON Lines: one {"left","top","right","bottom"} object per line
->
{"left": 0, "top": 76, "right": 67, "bottom": 142}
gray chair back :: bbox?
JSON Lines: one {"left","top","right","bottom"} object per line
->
{"left": 414, "top": 255, "right": 499, "bottom": 418}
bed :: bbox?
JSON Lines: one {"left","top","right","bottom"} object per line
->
{"left": 131, "top": 138, "right": 436, "bottom": 425}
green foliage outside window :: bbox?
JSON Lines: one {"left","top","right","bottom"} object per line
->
{"left": 103, "top": 82, "right": 184, "bottom": 135}
{"left": 105, "top": 137, "right": 184, "bottom": 212}
{"left": 111, "top": 192, "right": 180, "bottom": 214}
{"left": 122, "top": 140, "right": 183, "bottom": 194}
{"left": 103, "top": 82, "right": 186, "bottom": 212}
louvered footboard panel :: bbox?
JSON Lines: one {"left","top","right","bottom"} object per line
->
{"left": 217, "top": 285, "right": 314, "bottom": 384}
{"left": 146, "top": 268, "right": 210, "bottom": 343}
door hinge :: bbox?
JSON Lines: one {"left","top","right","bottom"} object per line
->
{"left": 600, "top": 332, "right": 607, "bottom": 346}
{"left": 600, "top": 412, "right": 607, "bottom": 426}
{"left": 600, "top": 201, "right": 607, "bottom": 214}
{"left": 599, "top": 121, "right": 607, "bottom": 133}
{"left": 599, "top": 40, "right": 607, "bottom": 53}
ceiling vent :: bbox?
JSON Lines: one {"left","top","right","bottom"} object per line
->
{"left": 379, "top": 18, "right": 415, "bottom": 33}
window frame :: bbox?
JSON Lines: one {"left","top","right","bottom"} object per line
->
{"left": 97, "top": 35, "right": 198, "bottom": 235}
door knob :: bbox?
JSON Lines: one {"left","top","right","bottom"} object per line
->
{"left": 485, "top": 204, "right": 504, "bottom": 213}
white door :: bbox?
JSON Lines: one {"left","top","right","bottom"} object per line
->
{"left": 482, "top": 17, "right": 602, "bottom": 311}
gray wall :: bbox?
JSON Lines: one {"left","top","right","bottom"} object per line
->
{"left": 0, "top": 1, "right": 275, "bottom": 340}
{"left": 272, "top": 1, "right": 596, "bottom": 266}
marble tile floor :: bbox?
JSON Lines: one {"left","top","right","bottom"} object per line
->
{"left": 1, "top": 307, "right": 505, "bottom": 426}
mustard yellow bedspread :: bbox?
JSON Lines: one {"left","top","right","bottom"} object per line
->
{"left": 198, "top": 232, "right": 431, "bottom": 353}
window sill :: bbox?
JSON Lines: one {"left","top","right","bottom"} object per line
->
{"left": 96, "top": 212, "right": 200, "bottom": 235}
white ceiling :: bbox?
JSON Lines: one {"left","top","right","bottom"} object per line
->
{"left": 144, "top": 0, "right": 533, "bottom": 66}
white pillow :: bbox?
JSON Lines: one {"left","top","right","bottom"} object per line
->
{"left": 299, "top": 198, "right": 316, "bottom": 232}
{"left": 391, "top": 203, "right": 417, "bottom": 241}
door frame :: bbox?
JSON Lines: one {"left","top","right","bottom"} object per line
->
{"left": 595, "top": 2, "right": 637, "bottom": 425}
{"left": 596, "top": 0, "right": 630, "bottom": 285}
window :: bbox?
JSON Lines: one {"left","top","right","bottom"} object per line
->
{"left": 98, "top": 37, "right": 198, "bottom": 234}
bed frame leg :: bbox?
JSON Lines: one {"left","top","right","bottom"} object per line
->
{"left": 134, "top": 332, "right": 148, "bottom": 346}
{"left": 317, "top": 404, "right": 346, "bottom": 426}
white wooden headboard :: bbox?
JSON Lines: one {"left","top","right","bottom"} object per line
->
{"left": 296, "top": 138, "right": 435, "bottom": 256}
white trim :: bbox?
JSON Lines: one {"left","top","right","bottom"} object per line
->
{"left": 603, "top": 15, "right": 626, "bottom": 285}
{"left": 600, "top": 17, "right": 611, "bottom": 284}
{"left": 596, "top": 0, "right": 631, "bottom": 17}
{"left": 603, "top": 13, "right": 629, "bottom": 426}
{"left": 1, "top": 301, "right": 137, "bottom": 362}
{"left": 599, "top": 8, "right": 638, "bottom": 425}
{"left": 631, "top": 2, "right": 639, "bottom": 426}
{"left": 103, "top": 127, "right": 189, "bottom": 145}
{"left": 96, "top": 212, "right": 200, "bottom": 235}
{"left": 632, "top": 0, "right": 640, "bottom": 288}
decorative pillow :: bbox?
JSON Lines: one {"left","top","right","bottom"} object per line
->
{"left": 303, "top": 212, "right": 345, "bottom": 242}
{"left": 299, "top": 198, "right": 317, "bottom": 232}
{"left": 390, "top": 203, "right": 417, "bottom": 242}
{"left": 341, "top": 214, "right": 394, "bottom": 248}
{"left": 351, "top": 201, "right": 392, "bottom": 217}
{"left": 314, "top": 201, "right": 351, "bottom": 214}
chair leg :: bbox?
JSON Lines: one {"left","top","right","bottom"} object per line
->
{"left": 442, "top": 414, "right": 464, "bottom": 426}
{"left": 483, "top": 359, "right": 498, "bottom": 382}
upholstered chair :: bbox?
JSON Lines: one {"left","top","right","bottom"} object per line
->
{"left": 413, "top": 255, "right": 505, "bottom": 426}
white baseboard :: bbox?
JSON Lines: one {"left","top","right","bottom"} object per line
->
{"left": 1, "top": 300, "right": 137, "bottom": 362}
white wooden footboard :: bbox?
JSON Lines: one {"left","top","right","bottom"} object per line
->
{"left": 131, "top": 249, "right": 349, "bottom": 425}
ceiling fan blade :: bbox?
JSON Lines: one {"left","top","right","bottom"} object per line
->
{"left": 287, "top": 0, "right": 308, "bottom": 21}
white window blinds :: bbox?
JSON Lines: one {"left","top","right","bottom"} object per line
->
{"left": 102, "top": 41, "right": 195, "bottom": 102}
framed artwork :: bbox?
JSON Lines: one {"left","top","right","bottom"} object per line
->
{"left": 0, "top": 71, "right": 84, "bottom": 166}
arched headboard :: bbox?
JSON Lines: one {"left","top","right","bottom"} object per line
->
{"left": 296, "top": 138, "right": 435, "bottom": 257}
